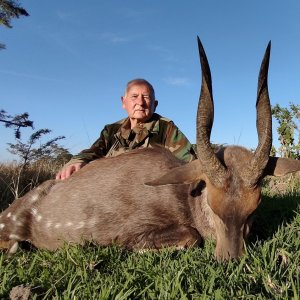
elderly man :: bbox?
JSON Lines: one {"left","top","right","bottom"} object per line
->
{"left": 56, "top": 78, "right": 196, "bottom": 180}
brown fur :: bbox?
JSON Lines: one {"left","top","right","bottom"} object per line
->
{"left": 1, "top": 145, "right": 298, "bottom": 259}
{"left": 0, "top": 148, "right": 197, "bottom": 249}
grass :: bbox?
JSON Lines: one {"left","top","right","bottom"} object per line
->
{"left": 0, "top": 164, "right": 300, "bottom": 299}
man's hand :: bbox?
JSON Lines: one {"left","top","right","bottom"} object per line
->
{"left": 56, "top": 162, "right": 86, "bottom": 180}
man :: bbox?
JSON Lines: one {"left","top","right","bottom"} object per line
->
{"left": 56, "top": 78, "right": 196, "bottom": 180}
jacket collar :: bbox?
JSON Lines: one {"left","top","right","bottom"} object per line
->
{"left": 118, "top": 113, "right": 161, "bottom": 140}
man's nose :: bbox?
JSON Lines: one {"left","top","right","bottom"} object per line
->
{"left": 136, "top": 95, "right": 144, "bottom": 104}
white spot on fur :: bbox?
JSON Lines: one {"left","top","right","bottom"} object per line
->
{"left": 7, "top": 212, "right": 12, "bottom": 218}
{"left": 30, "top": 194, "right": 39, "bottom": 203}
{"left": 11, "top": 215, "right": 17, "bottom": 222}
{"left": 9, "top": 233, "right": 21, "bottom": 240}
{"left": 31, "top": 208, "right": 38, "bottom": 216}
{"left": 36, "top": 215, "right": 43, "bottom": 222}
{"left": 46, "top": 221, "right": 52, "bottom": 228}
{"left": 55, "top": 223, "right": 61, "bottom": 229}
{"left": 75, "top": 221, "right": 85, "bottom": 229}
{"left": 0, "top": 223, "right": 5, "bottom": 230}
{"left": 16, "top": 221, "right": 23, "bottom": 227}
{"left": 137, "top": 249, "right": 149, "bottom": 254}
{"left": 65, "top": 222, "right": 73, "bottom": 227}
{"left": 8, "top": 241, "right": 19, "bottom": 255}
{"left": 175, "top": 245, "right": 185, "bottom": 250}
{"left": 88, "top": 218, "right": 97, "bottom": 227}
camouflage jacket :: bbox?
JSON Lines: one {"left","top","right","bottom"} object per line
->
{"left": 68, "top": 113, "right": 197, "bottom": 165}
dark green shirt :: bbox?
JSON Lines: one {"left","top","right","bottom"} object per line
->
{"left": 68, "top": 113, "right": 196, "bottom": 165}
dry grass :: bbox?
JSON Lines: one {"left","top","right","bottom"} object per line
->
{"left": 0, "top": 160, "right": 61, "bottom": 210}
{"left": 263, "top": 173, "right": 300, "bottom": 196}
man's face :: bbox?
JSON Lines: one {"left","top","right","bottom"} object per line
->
{"left": 121, "top": 84, "right": 158, "bottom": 125}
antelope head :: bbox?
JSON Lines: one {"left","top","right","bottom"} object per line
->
{"left": 148, "top": 37, "right": 300, "bottom": 260}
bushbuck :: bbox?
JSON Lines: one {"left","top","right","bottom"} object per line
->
{"left": 1, "top": 38, "right": 300, "bottom": 260}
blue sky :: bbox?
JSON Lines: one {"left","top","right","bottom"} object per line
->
{"left": 1, "top": 0, "right": 300, "bottom": 162}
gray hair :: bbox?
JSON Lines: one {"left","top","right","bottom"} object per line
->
{"left": 125, "top": 78, "right": 155, "bottom": 100}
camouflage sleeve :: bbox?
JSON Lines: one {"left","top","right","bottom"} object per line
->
{"left": 164, "top": 122, "right": 197, "bottom": 162}
{"left": 66, "top": 126, "right": 111, "bottom": 165}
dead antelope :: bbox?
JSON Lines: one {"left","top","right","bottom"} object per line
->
{"left": 1, "top": 38, "right": 300, "bottom": 260}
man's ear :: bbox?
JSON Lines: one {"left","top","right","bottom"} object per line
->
{"left": 154, "top": 100, "right": 158, "bottom": 112}
{"left": 121, "top": 96, "right": 126, "bottom": 109}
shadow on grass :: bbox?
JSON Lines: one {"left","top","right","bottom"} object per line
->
{"left": 248, "top": 192, "right": 300, "bottom": 243}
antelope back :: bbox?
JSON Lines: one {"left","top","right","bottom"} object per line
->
{"left": 0, "top": 147, "right": 194, "bottom": 251}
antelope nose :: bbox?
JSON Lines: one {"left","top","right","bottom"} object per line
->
{"left": 215, "top": 247, "right": 245, "bottom": 261}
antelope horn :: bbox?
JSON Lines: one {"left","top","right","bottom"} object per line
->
{"left": 244, "top": 41, "right": 272, "bottom": 187}
{"left": 196, "top": 37, "right": 228, "bottom": 187}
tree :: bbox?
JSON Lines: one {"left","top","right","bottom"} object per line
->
{"left": 0, "top": 0, "right": 29, "bottom": 49}
{"left": 5, "top": 128, "right": 71, "bottom": 199}
{"left": 1, "top": 110, "right": 71, "bottom": 165}
{"left": 272, "top": 102, "right": 300, "bottom": 159}
{"left": 7, "top": 128, "right": 70, "bottom": 166}
{"left": 0, "top": 109, "right": 34, "bottom": 138}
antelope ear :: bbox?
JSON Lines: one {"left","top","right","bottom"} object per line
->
{"left": 264, "top": 156, "right": 300, "bottom": 177}
{"left": 145, "top": 160, "right": 205, "bottom": 186}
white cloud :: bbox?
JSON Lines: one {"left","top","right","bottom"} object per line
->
{"left": 0, "top": 70, "right": 64, "bottom": 82}
{"left": 164, "top": 77, "right": 190, "bottom": 86}
{"left": 56, "top": 11, "right": 72, "bottom": 21}
{"left": 147, "top": 45, "right": 178, "bottom": 62}
{"left": 100, "top": 32, "right": 131, "bottom": 44}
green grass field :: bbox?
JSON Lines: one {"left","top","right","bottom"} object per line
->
{"left": 0, "top": 164, "right": 300, "bottom": 299}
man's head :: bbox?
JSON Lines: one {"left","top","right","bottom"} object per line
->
{"left": 121, "top": 79, "right": 158, "bottom": 128}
